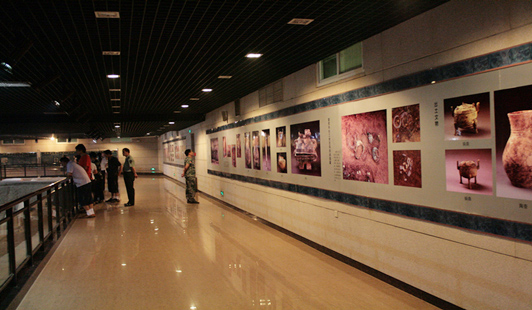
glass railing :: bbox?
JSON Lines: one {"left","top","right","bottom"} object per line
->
{"left": 0, "top": 178, "right": 77, "bottom": 297}
{"left": 0, "top": 164, "right": 65, "bottom": 180}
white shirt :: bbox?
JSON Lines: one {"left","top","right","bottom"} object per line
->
{"left": 91, "top": 162, "right": 97, "bottom": 180}
{"left": 100, "top": 156, "right": 108, "bottom": 171}
{"left": 66, "top": 161, "right": 92, "bottom": 187}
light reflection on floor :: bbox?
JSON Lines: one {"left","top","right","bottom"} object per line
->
{"left": 14, "top": 176, "right": 438, "bottom": 310}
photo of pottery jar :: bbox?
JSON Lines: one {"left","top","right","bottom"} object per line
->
{"left": 494, "top": 84, "right": 532, "bottom": 200}
{"left": 502, "top": 110, "right": 532, "bottom": 188}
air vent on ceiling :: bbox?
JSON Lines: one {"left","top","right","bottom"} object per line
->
{"left": 95, "top": 11, "right": 120, "bottom": 18}
{"left": 287, "top": 18, "right": 314, "bottom": 25}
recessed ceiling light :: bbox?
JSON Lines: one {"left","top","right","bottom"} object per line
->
{"left": 103, "top": 51, "right": 120, "bottom": 56}
{"left": 115, "top": 125, "right": 120, "bottom": 128}
{"left": 181, "top": 105, "right": 189, "bottom": 108}
{"left": 173, "top": 111, "right": 181, "bottom": 113}
{"left": 95, "top": 11, "right": 120, "bottom": 18}
{"left": 218, "top": 75, "right": 232, "bottom": 79}
{"left": 246, "top": 53, "right": 262, "bottom": 58}
{"left": 169, "top": 122, "right": 175, "bottom": 125}
{"left": 202, "top": 88, "right": 212, "bottom": 92}
{"left": 190, "top": 98, "right": 199, "bottom": 101}
{"left": 110, "top": 89, "right": 121, "bottom": 91}
{"left": 107, "top": 74, "right": 120, "bottom": 79}
{"left": 287, "top": 18, "right": 314, "bottom": 25}
{"left": 0, "top": 81, "right": 31, "bottom": 87}
{"left": 147, "top": 133, "right": 150, "bottom": 135}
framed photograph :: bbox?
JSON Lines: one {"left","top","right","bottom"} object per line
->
{"left": 290, "top": 121, "right": 321, "bottom": 176}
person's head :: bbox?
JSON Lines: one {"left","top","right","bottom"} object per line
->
{"left": 185, "top": 149, "right": 195, "bottom": 157}
{"left": 122, "top": 148, "right": 130, "bottom": 156}
{"left": 74, "top": 155, "right": 81, "bottom": 162}
{"left": 75, "top": 144, "right": 86, "bottom": 154}
{"left": 59, "top": 156, "right": 70, "bottom": 167}
{"left": 89, "top": 152, "right": 98, "bottom": 159}
{"left": 103, "top": 150, "right": 112, "bottom": 158}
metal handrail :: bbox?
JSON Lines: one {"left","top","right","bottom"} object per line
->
{"left": 0, "top": 177, "right": 77, "bottom": 297}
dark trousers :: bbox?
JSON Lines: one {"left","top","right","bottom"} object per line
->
{"left": 91, "top": 177, "right": 104, "bottom": 202}
{"left": 123, "top": 172, "right": 135, "bottom": 204}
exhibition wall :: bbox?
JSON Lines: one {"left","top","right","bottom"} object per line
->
{"left": 162, "top": 1, "right": 532, "bottom": 309}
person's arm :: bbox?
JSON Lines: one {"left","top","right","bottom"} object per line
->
{"left": 118, "top": 162, "right": 122, "bottom": 176}
{"left": 132, "top": 167, "right": 138, "bottom": 178}
{"left": 181, "top": 163, "right": 190, "bottom": 177}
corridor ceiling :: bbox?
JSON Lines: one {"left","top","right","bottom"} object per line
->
{"left": 0, "top": 0, "right": 448, "bottom": 139}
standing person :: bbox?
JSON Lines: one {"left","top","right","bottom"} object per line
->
{"left": 90, "top": 152, "right": 104, "bottom": 204}
{"left": 100, "top": 151, "right": 108, "bottom": 193}
{"left": 59, "top": 156, "right": 96, "bottom": 218}
{"left": 104, "top": 150, "right": 121, "bottom": 203}
{"left": 120, "top": 148, "right": 137, "bottom": 207}
{"left": 181, "top": 149, "right": 198, "bottom": 204}
{"left": 75, "top": 144, "right": 92, "bottom": 179}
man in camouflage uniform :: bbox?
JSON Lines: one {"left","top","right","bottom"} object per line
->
{"left": 182, "top": 149, "right": 198, "bottom": 203}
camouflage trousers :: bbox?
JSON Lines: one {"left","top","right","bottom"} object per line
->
{"left": 185, "top": 176, "right": 197, "bottom": 201}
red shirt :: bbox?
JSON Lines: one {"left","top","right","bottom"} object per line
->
{"left": 78, "top": 154, "right": 92, "bottom": 179}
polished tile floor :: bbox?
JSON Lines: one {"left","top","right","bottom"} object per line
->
{"left": 14, "top": 176, "right": 438, "bottom": 310}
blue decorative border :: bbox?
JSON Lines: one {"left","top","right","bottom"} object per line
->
{"left": 207, "top": 42, "right": 532, "bottom": 134}
{"left": 208, "top": 170, "right": 532, "bottom": 243}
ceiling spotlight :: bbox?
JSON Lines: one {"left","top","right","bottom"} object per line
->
{"left": 54, "top": 100, "right": 61, "bottom": 106}
{"left": 246, "top": 53, "right": 262, "bottom": 58}
{"left": 110, "top": 89, "right": 121, "bottom": 91}
{"left": 107, "top": 74, "right": 120, "bottom": 79}
{"left": 115, "top": 125, "right": 120, "bottom": 128}
{"left": 202, "top": 88, "right": 212, "bottom": 92}
{"left": 147, "top": 133, "right": 150, "bottom": 135}
{"left": 181, "top": 105, "right": 189, "bottom": 108}
{"left": 169, "top": 122, "right": 175, "bottom": 125}
{"left": 287, "top": 18, "right": 314, "bottom": 25}
{"left": 218, "top": 76, "right": 232, "bottom": 79}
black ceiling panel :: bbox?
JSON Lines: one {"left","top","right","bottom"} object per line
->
{"left": 0, "top": 0, "right": 448, "bottom": 139}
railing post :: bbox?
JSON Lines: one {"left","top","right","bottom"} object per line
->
{"left": 37, "top": 193, "right": 44, "bottom": 246}
{"left": 47, "top": 189, "right": 53, "bottom": 239}
{"left": 24, "top": 165, "right": 27, "bottom": 177}
{"left": 43, "top": 164, "right": 47, "bottom": 177}
{"left": 54, "top": 184, "right": 61, "bottom": 234}
{"left": 6, "top": 208, "right": 17, "bottom": 284}
{"left": 23, "top": 200, "right": 33, "bottom": 265}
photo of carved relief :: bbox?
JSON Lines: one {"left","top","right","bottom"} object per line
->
{"left": 341, "top": 110, "right": 388, "bottom": 184}
{"left": 445, "top": 149, "right": 492, "bottom": 195}
{"left": 393, "top": 150, "right": 421, "bottom": 188}
{"left": 262, "top": 129, "right": 271, "bottom": 171}
{"left": 495, "top": 84, "right": 532, "bottom": 200}
{"left": 236, "top": 134, "right": 241, "bottom": 158}
{"left": 252, "top": 131, "right": 260, "bottom": 170}
{"left": 276, "top": 126, "right": 286, "bottom": 147}
{"left": 277, "top": 152, "right": 287, "bottom": 173}
{"left": 223, "top": 136, "right": 227, "bottom": 157}
{"left": 210, "top": 138, "right": 219, "bottom": 164}
{"left": 444, "top": 92, "right": 490, "bottom": 140}
{"left": 290, "top": 121, "right": 321, "bottom": 176}
{"left": 392, "top": 104, "right": 420, "bottom": 143}
{"left": 231, "top": 145, "right": 236, "bottom": 167}
{"left": 244, "top": 132, "right": 251, "bottom": 169}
